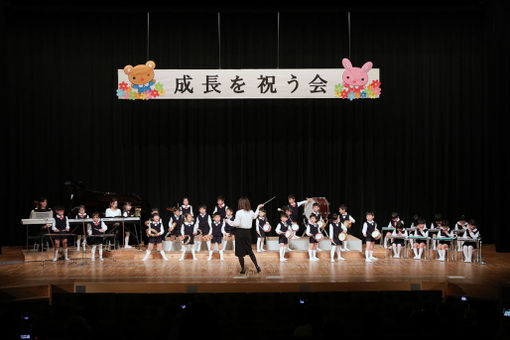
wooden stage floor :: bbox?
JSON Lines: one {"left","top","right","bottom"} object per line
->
{"left": 1, "top": 245, "right": 509, "bottom": 301}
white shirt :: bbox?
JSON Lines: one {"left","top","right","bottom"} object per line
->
{"left": 105, "top": 208, "right": 121, "bottom": 217}
{"left": 226, "top": 209, "right": 260, "bottom": 229}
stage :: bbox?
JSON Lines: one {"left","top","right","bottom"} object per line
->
{"left": 1, "top": 244, "right": 509, "bottom": 302}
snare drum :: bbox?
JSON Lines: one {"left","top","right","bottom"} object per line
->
{"left": 315, "top": 233, "right": 323, "bottom": 241}
{"left": 291, "top": 224, "right": 299, "bottom": 231}
{"left": 262, "top": 224, "right": 271, "bottom": 232}
{"left": 285, "top": 230, "right": 292, "bottom": 238}
{"left": 371, "top": 230, "right": 381, "bottom": 240}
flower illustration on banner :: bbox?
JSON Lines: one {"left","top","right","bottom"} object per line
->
{"left": 119, "top": 81, "right": 129, "bottom": 91}
{"left": 128, "top": 91, "right": 136, "bottom": 100}
{"left": 151, "top": 89, "right": 160, "bottom": 98}
{"left": 116, "top": 89, "right": 126, "bottom": 98}
{"left": 334, "top": 57, "right": 380, "bottom": 100}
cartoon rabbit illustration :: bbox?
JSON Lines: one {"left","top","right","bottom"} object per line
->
{"left": 341, "top": 58, "right": 373, "bottom": 89}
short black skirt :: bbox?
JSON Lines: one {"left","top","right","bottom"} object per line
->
{"left": 278, "top": 234, "right": 289, "bottom": 245}
{"left": 87, "top": 235, "right": 107, "bottom": 245}
{"left": 211, "top": 236, "right": 223, "bottom": 244}
{"left": 148, "top": 235, "right": 163, "bottom": 244}
{"left": 257, "top": 227, "right": 266, "bottom": 238}
{"left": 392, "top": 239, "right": 405, "bottom": 245}
{"left": 233, "top": 228, "right": 255, "bottom": 257}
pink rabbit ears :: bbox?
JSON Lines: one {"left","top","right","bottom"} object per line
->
{"left": 342, "top": 58, "right": 373, "bottom": 72}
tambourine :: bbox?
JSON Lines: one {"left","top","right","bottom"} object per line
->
{"left": 147, "top": 227, "right": 159, "bottom": 237}
{"left": 342, "top": 220, "right": 352, "bottom": 229}
{"left": 203, "top": 234, "right": 213, "bottom": 242}
{"left": 168, "top": 222, "right": 177, "bottom": 232}
{"left": 284, "top": 230, "right": 293, "bottom": 238}
{"left": 196, "top": 229, "right": 203, "bottom": 238}
{"left": 262, "top": 224, "right": 271, "bottom": 232}
{"left": 291, "top": 224, "right": 299, "bottom": 231}
{"left": 180, "top": 235, "right": 191, "bottom": 245}
{"left": 371, "top": 230, "right": 381, "bottom": 240}
{"left": 339, "top": 232, "right": 347, "bottom": 242}
{"left": 315, "top": 233, "right": 323, "bottom": 241}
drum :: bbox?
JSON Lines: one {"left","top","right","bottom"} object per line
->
{"left": 303, "top": 197, "right": 330, "bottom": 221}
{"left": 315, "top": 233, "right": 323, "bottom": 241}
{"left": 262, "top": 224, "right": 271, "bottom": 232}
{"left": 291, "top": 224, "right": 299, "bottom": 231}
{"left": 339, "top": 232, "right": 347, "bottom": 242}
{"left": 285, "top": 230, "right": 293, "bottom": 238}
{"left": 371, "top": 230, "right": 381, "bottom": 240}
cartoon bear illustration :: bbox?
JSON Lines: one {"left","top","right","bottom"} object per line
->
{"left": 123, "top": 60, "right": 156, "bottom": 94}
{"left": 341, "top": 58, "right": 372, "bottom": 89}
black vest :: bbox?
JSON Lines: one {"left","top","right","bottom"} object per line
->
{"left": 289, "top": 203, "right": 299, "bottom": 221}
{"left": 279, "top": 222, "right": 289, "bottom": 233}
{"left": 171, "top": 215, "right": 183, "bottom": 229}
{"left": 54, "top": 216, "right": 67, "bottom": 231}
{"left": 76, "top": 213, "right": 88, "bottom": 219}
{"left": 215, "top": 205, "right": 226, "bottom": 219}
{"left": 183, "top": 222, "right": 194, "bottom": 235}
{"left": 257, "top": 217, "right": 267, "bottom": 229}
{"left": 150, "top": 221, "right": 162, "bottom": 235}
{"left": 330, "top": 222, "right": 341, "bottom": 238}
{"left": 181, "top": 205, "right": 192, "bottom": 216}
{"left": 365, "top": 221, "right": 376, "bottom": 234}
{"left": 197, "top": 214, "right": 210, "bottom": 228}
{"left": 340, "top": 213, "right": 351, "bottom": 224}
{"left": 212, "top": 222, "right": 223, "bottom": 237}
{"left": 309, "top": 223, "right": 320, "bottom": 235}
{"left": 91, "top": 221, "right": 104, "bottom": 235}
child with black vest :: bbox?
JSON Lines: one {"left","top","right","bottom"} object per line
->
{"left": 122, "top": 202, "right": 136, "bottom": 248}
{"left": 275, "top": 213, "right": 291, "bottom": 262}
{"left": 194, "top": 205, "right": 212, "bottom": 254}
{"left": 329, "top": 213, "right": 347, "bottom": 262}
{"left": 223, "top": 207, "right": 236, "bottom": 251}
{"left": 455, "top": 215, "right": 469, "bottom": 251}
{"left": 391, "top": 221, "right": 407, "bottom": 258}
{"left": 412, "top": 219, "right": 428, "bottom": 260}
{"left": 255, "top": 208, "right": 269, "bottom": 252}
{"left": 180, "top": 197, "right": 193, "bottom": 217}
{"left": 362, "top": 211, "right": 378, "bottom": 263}
{"left": 339, "top": 204, "right": 355, "bottom": 251}
{"left": 180, "top": 213, "right": 198, "bottom": 261}
{"left": 87, "top": 212, "right": 107, "bottom": 262}
{"left": 212, "top": 196, "right": 228, "bottom": 219}
{"left": 167, "top": 206, "right": 183, "bottom": 251}
{"left": 75, "top": 205, "right": 89, "bottom": 251}
{"left": 462, "top": 220, "right": 480, "bottom": 263}
{"left": 436, "top": 220, "right": 453, "bottom": 261}
{"left": 385, "top": 212, "right": 404, "bottom": 249}
{"left": 142, "top": 213, "right": 168, "bottom": 261}
{"left": 305, "top": 214, "right": 321, "bottom": 261}
{"left": 210, "top": 213, "right": 225, "bottom": 261}
{"left": 52, "top": 206, "right": 70, "bottom": 262}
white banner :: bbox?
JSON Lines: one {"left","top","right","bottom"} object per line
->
{"left": 116, "top": 67, "right": 380, "bottom": 100}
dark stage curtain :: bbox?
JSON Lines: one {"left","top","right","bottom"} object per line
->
{"left": 3, "top": 2, "right": 509, "bottom": 250}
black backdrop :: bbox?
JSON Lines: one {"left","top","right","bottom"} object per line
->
{"left": 3, "top": 1, "right": 509, "bottom": 250}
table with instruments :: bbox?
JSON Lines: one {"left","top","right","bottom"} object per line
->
{"left": 433, "top": 237, "right": 457, "bottom": 261}
{"left": 69, "top": 217, "right": 141, "bottom": 249}
{"left": 21, "top": 218, "right": 55, "bottom": 251}
{"left": 456, "top": 237, "right": 485, "bottom": 264}
{"left": 381, "top": 227, "right": 395, "bottom": 247}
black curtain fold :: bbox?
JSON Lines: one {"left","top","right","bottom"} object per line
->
{"left": 4, "top": 2, "right": 509, "bottom": 250}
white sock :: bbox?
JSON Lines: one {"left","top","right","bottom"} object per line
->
{"left": 160, "top": 250, "right": 168, "bottom": 260}
{"left": 208, "top": 250, "right": 213, "bottom": 260}
{"left": 142, "top": 249, "right": 150, "bottom": 261}
{"left": 392, "top": 245, "right": 397, "bottom": 256}
{"left": 125, "top": 236, "right": 129, "bottom": 246}
{"left": 179, "top": 248, "right": 186, "bottom": 261}
{"left": 206, "top": 241, "right": 211, "bottom": 251}
{"left": 397, "top": 245, "right": 401, "bottom": 257}
{"left": 64, "top": 248, "right": 69, "bottom": 260}
{"left": 337, "top": 247, "right": 344, "bottom": 259}
{"left": 257, "top": 239, "right": 261, "bottom": 251}
{"left": 192, "top": 248, "right": 197, "bottom": 260}
{"left": 91, "top": 246, "right": 96, "bottom": 260}
{"left": 365, "top": 250, "right": 370, "bottom": 259}
{"left": 468, "top": 247, "right": 473, "bottom": 262}
{"left": 330, "top": 246, "right": 336, "bottom": 260}
{"left": 77, "top": 239, "right": 81, "bottom": 250}
{"left": 220, "top": 249, "right": 224, "bottom": 260}
{"left": 280, "top": 247, "right": 285, "bottom": 260}
{"left": 312, "top": 250, "right": 317, "bottom": 259}
{"left": 308, "top": 249, "right": 313, "bottom": 259}
{"left": 99, "top": 245, "right": 103, "bottom": 259}
{"left": 413, "top": 248, "right": 418, "bottom": 257}
{"left": 463, "top": 247, "right": 468, "bottom": 261}
{"left": 418, "top": 248, "right": 423, "bottom": 258}
{"left": 232, "top": 241, "right": 236, "bottom": 251}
